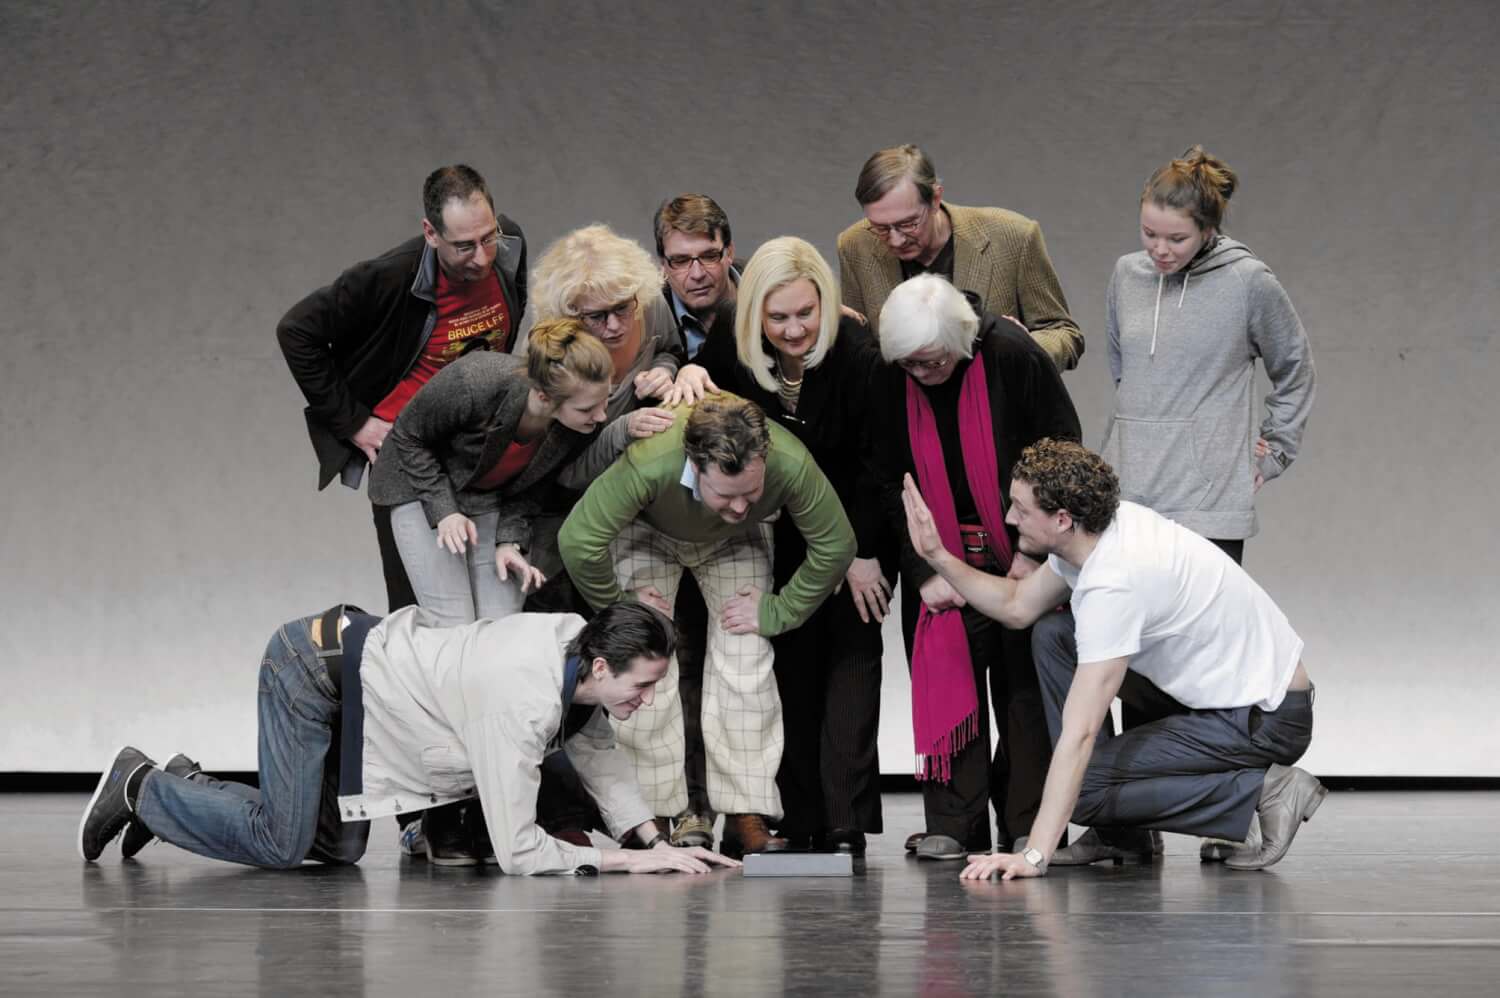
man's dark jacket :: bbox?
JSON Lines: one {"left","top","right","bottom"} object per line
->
{"left": 276, "top": 217, "right": 527, "bottom": 489}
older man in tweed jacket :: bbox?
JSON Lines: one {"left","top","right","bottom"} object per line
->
{"left": 836, "top": 144, "right": 1083, "bottom": 371}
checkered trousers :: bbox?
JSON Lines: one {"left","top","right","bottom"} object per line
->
{"left": 609, "top": 518, "right": 784, "bottom": 818}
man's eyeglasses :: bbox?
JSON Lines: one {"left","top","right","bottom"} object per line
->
{"left": 578, "top": 299, "right": 637, "bottom": 327}
{"left": 663, "top": 247, "right": 726, "bottom": 271}
{"left": 438, "top": 227, "right": 503, "bottom": 257}
{"left": 865, "top": 202, "right": 930, "bottom": 240}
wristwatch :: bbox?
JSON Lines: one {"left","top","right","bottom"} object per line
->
{"left": 1022, "top": 846, "right": 1048, "bottom": 873}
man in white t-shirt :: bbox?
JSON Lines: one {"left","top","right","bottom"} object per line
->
{"left": 900, "top": 438, "right": 1324, "bottom": 880}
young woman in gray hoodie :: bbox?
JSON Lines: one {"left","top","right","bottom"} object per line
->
{"left": 1102, "top": 146, "right": 1315, "bottom": 561}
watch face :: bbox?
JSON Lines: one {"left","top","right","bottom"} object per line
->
{"left": 1024, "top": 847, "right": 1045, "bottom": 867}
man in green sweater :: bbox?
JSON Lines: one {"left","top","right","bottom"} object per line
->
{"left": 559, "top": 394, "right": 855, "bottom": 857}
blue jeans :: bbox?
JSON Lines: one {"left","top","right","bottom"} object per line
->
{"left": 134, "top": 616, "right": 370, "bottom": 868}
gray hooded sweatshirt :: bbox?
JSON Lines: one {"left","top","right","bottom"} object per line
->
{"left": 1102, "top": 236, "right": 1315, "bottom": 539}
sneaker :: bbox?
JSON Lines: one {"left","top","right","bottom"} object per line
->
{"left": 670, "top": 812, "right": 715, "bottom": 849}
{"left": 79, "top": 746, "right": 156, "bottom": 862}
{"left": 399, "top": 820, "right": 428, "bottom": 860}
{"left": 120, "top": 754, "right": 202, "bottom": 859}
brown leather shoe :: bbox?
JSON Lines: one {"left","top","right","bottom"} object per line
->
{"left": 719, "top": 814, "right": 788, "bottom": 859}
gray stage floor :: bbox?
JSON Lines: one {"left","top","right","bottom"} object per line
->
{"left": 3, "top": 791, "right": 1498, "bottom": 997}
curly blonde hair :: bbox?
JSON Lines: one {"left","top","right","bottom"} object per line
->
{"left": 531, "top": 224, "right": 663, "bottom": 321}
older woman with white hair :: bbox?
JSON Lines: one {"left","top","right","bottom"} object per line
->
{"left": 676, "top": 236, "right": 889, "bottom": 855}
{"left": 870, "top": 273, "right": 1082, "bottom": 862}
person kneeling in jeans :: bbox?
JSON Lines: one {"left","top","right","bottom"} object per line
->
{"left": 79, "top": 602, "right": 739, "bottom": 877}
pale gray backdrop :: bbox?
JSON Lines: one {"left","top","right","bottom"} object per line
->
{"left": 3, "top": 0, "right": 1495, "bottom": 776}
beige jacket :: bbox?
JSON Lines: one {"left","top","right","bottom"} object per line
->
{"left": 836, "top": 203, "right": 1084, "bottom": 370}
{"left": 338, "top": 607, "right": 653, "bottom": 875}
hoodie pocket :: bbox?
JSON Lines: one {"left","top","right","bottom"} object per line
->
{"left": 1101, "top": 417, "right": 1212, "bottom": 514}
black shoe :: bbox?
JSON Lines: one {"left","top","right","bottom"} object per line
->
{"left": 467, "top": 803, "right": 499, "bottom": 866}
{"left": 824, "top": 828, "right": 867, "bottom": 856}
{"left": 424, "top": 804, "right": 480, "bottom": 867}
{"left": 1048, "top": 827, "right": 1155, "bottom": 866}
{"left": 120, "top": 753, "right": 202, "bottom": 859}
{"left": 79, "top": 746, "right": 155, "bottom": 862}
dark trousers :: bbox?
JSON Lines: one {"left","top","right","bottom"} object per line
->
{"left": 674, "top": 573, "right": 712, "bottom": 814}
{"left": 903, "top": 596, "right": 1052, "bottom": 851}
{"left": 772, "top": 519, "right": 889, "bottom": 839}
{"left": 772, "top": 587, "right": 885, "bottom": 838}
{"left": 1031, "top": 609, "right": 1315, "bottom": 841}
{"left": 535, "top": 752, "right": 607, "bottom": 834}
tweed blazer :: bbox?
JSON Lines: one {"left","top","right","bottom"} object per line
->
{"left": 368, "top": 351, "right": 598, "bottom": 551}
{"left": 836, "top": 203, "right": 1084, "bottom": 370}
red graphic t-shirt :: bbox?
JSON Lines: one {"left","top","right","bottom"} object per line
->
{"left": 373, "top": 266, "right": 512, "bottom": 422}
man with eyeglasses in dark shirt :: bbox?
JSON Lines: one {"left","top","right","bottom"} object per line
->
{"left": 836, "top": 144, "right": 1084, "bottom": 371}
{"left": 276, "top": 164, "right": 528, "bottom": 864}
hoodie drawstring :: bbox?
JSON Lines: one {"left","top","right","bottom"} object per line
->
{"left": 1150, "top": 271, "right": 1191, "bottom": 359}
{"left": 1149, "top": 275, "right": 1163, "bottom": 357}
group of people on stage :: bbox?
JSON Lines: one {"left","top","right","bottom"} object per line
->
{"left": 80, "top": 142, "right": 1321, "bottom": 882}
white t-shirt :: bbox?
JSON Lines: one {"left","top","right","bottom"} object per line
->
{"left": 1046, "top": 501, "right": 1303, "bottom": 711}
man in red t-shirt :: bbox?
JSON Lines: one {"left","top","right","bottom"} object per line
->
{"left": 278, "top": 166, "right": 529, "bottom": 865}
{"left": 278, "top": 165, "right": 528, "bottom": 612}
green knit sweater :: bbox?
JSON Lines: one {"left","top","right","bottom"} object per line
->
{"left": 557, "top": 402, "right": 856, "bottom": 636}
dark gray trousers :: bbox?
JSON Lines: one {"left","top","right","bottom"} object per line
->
{"left": 1031, "top": 609, "right": 1315, "bottom": 842}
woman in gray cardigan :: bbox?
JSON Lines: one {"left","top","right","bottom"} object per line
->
{"left": 1103, "top": 145, "right": 1315, "bottom": 564}
{"left": 369, "top": 319, "right": 673, "bottom": 626}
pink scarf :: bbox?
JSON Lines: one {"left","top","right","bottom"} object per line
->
{"left": 906, "top": 353, "right": 1012, "bottom": 781}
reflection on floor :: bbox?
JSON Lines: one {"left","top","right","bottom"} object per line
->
{"left": 5, "top": 791, "right": 1499, "bottom": 996}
